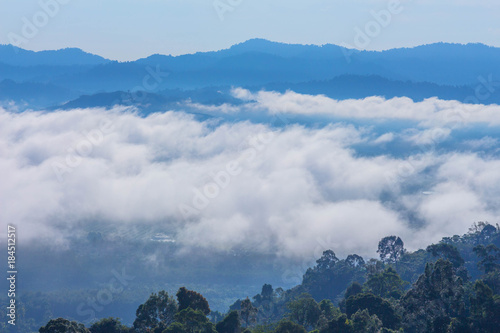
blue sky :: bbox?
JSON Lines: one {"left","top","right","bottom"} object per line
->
{"left": 1, "top": 0, "right": 499, "bottom": 61}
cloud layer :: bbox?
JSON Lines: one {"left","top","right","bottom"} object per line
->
{"left": 1, "top": 91, "right": 500, "bottom": 259}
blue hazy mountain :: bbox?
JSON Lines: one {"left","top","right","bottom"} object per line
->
{"left": 0, "top": 44, "right": 110, "bottom": 66}
{"left": 49, "top": 75, "right": 500, "bottom": 117}
{"left": 1, "top": 39, "right": 500, "bottom": 109}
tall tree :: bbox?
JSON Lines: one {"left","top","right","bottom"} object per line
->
{"left": 39, "top": 318, "right": 88, "bottom": 333}
{"left": 215, "top": 311, "right": 241, "bottom": 333}
{"left": 400, "top": 259, "right": 465, "bottom": 332}
{"left": 133, "top": 290, "right": 178, "bottom": 332}
{"left": 89, "top": 317, "right": 129, "bottom": 333}
{"left": 473, "top": 244, "right": 500, "bottom": 274}
{"left": 377, "top": 236, "right": 406, "bottom": 264}
{"left": 177, "top": 287, "right": 211, "bottom": 315}
{"left": 239, "top": 298, "right": 258, "bottom": 328}
{"left": 173, "top": 308, "right": 217, "bottom": 333}
{"left": 287, "top": 294, "right": 321, "bottom": 329}
{"left": 469, "top": 280, "right": 500, "bottom": 333}
{"left": 364, "top": 267, "right": 407, "bottom": 299}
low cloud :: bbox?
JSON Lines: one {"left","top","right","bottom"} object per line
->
{"left": 1, "top": 91, "right": 500, "bottom": 259}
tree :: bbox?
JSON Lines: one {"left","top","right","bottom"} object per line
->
{"left": 318, "top": 300, "right": 339, "bottom": 321}
{"left": 177, "top": 287, "right": 211, "bottom": 315}
{"left": 133, "top": 290, "right": 178, "bottom": 332}
{"left": 319, "top": 314, "right": 353, "bottom": 333}
{"left": 261, "top": 284, "right": 274, "bottom": 300}
{"left": 216, "top": 311, "right": 241, "bottom": 333}
{"left": 426, "top": 243, "right": 465, "bottom": 268}
{"left": 239, "top": 298, "right": 258, "bottom": 328}
{"left": 89, "top": 317, "right": 129, "bottom": 333}
{"left": 173, "top": 308, "right": 217, "bottom": 333}
{"left": 400, "top": 259, "right": 465, "bottom": 332}
{"left": 345, "top": 293, "right": 400, "bottom": 330}
{"left": 274, "top": 320, "right": 306, "bottom": 333}
{"left": 287, "top": 294, "right": 321, "bottom": 329}
{"left": 345, "top": 254, "right": 365, "bottom": 268}
{"left": 473, "top": 244, "right": 500, "bottom": 274}
{"left": 364, "top": 267, "right": 407, "bottom": 299}
{"left": 39, "top": 318, "right": 88, "bottom": 333}
{"left": 469, "top": 280, "right": 500, "bottom": 332}
{"left": 316, "top": 250, "right": 339, "bottom": 270}
{"left": 350, "top": 309, "right": 382, "bottom": 333}
{"left": 377, "top": 236, "right": 406, "bottom": 264}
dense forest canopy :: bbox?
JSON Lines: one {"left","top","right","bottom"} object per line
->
{"left": 3, "top": 222, "right": 499, "bottom": 333}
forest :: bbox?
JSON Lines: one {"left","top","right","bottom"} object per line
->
{"left": 8, "top": 221, "right": 499, "bottom": 333}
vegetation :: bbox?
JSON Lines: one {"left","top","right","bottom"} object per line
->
{"left": 8, "top": 222, "right": 500, "bottom": 333}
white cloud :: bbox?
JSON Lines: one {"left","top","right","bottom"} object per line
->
{"left": 1, "top": 94, "right": 500, "bottom": 259}
{"left": 227, "top": 88, "right": 500, "bottom": 127}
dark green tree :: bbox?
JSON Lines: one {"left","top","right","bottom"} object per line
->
{"left": 400, "top": 259, "right": 465, "bottom": 332}
{"left": 39, "top": 318, "right": 88, "bottom": 333}
{"left": 173, "top": 308, "right": 217, "bottom": 333}
{"left": 89, "top": 317, "right": 129, "bottom": 333}
{"left": 426, "top": 243, "right": 465, "bottom": 268}
{"left": 319, "top": 314, "right": 353, "bottom": 333}
{"left": 215, "top": 311, "right": 241, "bottom": 333}
{"left": 364, "top": 267, "right": 407, "bottom": 299}
{"left": 273, "top": 320, "right": 307, "bottom": 333}
{"left": 473, "top": 244, "right": 500, "bottom": 274}
{"left": 239, "top": 298, "right": 258, "bottom": 328}
{"left": 287, "top": 294, "right": 321, "bottom": 329}
{"left": 261, "top": 284, "right": 274, "bottom": 300}
{"left": 377, "top": 236, "right": 406, "bottom": 264}
{"left": 177, "top": 287, "right": 211, "bottom": 315}
{"left": 133, "top": 290, "right": 178, "bottom": 332}
{"left": 469, "top": 280, "right": 500, "bottom": 332}
{"left": 350, "top": 309, "right": 382, "bottom": 333}
{"left": 345, "top": 293, "right": 400, "bottom": 330}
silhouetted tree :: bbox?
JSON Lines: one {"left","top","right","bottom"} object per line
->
{"left": 287, "top": 294, "right": 321, "bottom": 329}
{"left": 377, "top": 236, "right": 406, "bottom": 264}
{"left": 177, "top": 287, "right": 211, "bottom": 315}
{"left": 134, "top": 290, "right": 178, "bottom": 332}
{"left": 90, "top": 317, "right": 129, "bottom": 333}
{"left": 39, "top": 318, "right": 88, "bottom": 333}
{"left": 239, "top": 298, "right": 258, "bottom": 328}
{"left": 216, "top": 311, "right": 241, "bottom": 333}
{"left": 473, "top": 244, "right": 500, "bottom": 274}
{"left": 274, "top": 320, "right": 306, "bottom": 333}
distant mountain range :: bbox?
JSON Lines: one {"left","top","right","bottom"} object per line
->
{"left": 1, "top": 39, "right": 500, "bottom": 110}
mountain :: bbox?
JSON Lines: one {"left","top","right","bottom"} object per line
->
{"left": 0, "top": 44, "right": 110, "bottom": 66}
{"left": 0, "top": 79, "right": 79, "bottom": 108}
{"left": 2, "top": 40, "right": 500, "bottom": 109}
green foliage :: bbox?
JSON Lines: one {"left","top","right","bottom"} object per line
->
{"left": 239, "top": 298, "right": 258, "bottom": 328}
{"left": 302, "top": 250, "right": 366, "bottom": 302}
{"left": 215, "top": 311, "right": 241, "bottom": 333}
{"left": 319, "top": 314, "right": 352, "bottom": 333}
{"left": 173, "top": 308, "right": 216, "bottom": 333}
{"left": 377, "top": 236, "right": 406, "bottom": 264}
{"left": 400, "top": 259, "right": 465, "bottom": 332}
{"left": 427, "top": 243, "right": 465, "bottom": 268}
{"left": 39, "top": 317, "right": 89, "bottom": 333}
{"left": 473, "top": 244, "right": 500, "bottom": 274}
{"left": 273, "top": 320, "right": 306, "bottom": 333}
{"left": 89, "top": 317, "right": 129, "bottom": 333}
{"left": 133, "top": 290, "right": 178, "bottom": 332}
{"left": 345, "top": 293, "right": 400, "bottom": 330}
{"left": 364, "top": 267, "right": 407, "bottom": 299}
{"left": 350, "top": 309, "right": 382, "bottom": 333}
{"left": 287, "top": 293, "right": 321, "bottom": 329}
{"left": 469, "top": 280, "right": 500, "bottom": 332}
{"left": 177, "top": 287, "right": 211, "bottom": 316}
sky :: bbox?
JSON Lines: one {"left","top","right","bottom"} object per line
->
{"left": 1, "top": 0, "right": 500, "bottom": 61}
